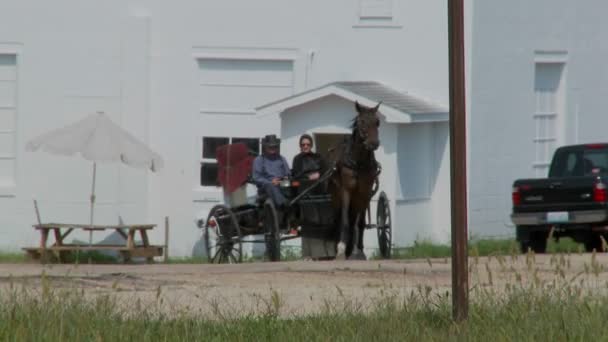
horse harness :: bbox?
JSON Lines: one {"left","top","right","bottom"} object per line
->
{"left": 336, "top": 138, "right": 382, "bottom": 178}
{"left": 329, "top": 138, "right": 382, "bottom": 199}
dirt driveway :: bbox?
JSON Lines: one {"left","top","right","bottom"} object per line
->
{"left": 1, "top": 253, "right": 607, "bottom": 317}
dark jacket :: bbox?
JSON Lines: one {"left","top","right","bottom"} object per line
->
{"left": 292, "top": 152, "right": 326, "bottom": 180}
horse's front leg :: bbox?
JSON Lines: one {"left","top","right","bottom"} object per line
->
{"left": 335, "top": 190, "right": 351, "bottom": 260}
{"left": 348, "top": 210, "right": 367, "bottom": 260}
{"left": 348, "top": 212, "right": 366, "bottom": 260}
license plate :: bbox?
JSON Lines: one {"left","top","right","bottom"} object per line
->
{"left": 547, "top": 211, "right": 569, "bottom": 223}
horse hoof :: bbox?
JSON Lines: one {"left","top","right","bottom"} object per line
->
{"left": 336, "top": 243, "right": 346, "bottom": 260}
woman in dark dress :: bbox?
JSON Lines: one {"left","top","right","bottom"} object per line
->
{"left": 292, "top": 134, "right": 326, "bottom": 182}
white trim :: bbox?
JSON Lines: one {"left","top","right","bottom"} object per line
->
{"left": 409, "top": 113, "right": 450, "bottom": 123}
{"left": 395, "top": 197, "right": 431, "bottom": 204}
{"left": 534, "top": 51, "right": 568, "bottom": 64}
{"left": 353, "top": 0, "right": 402, "bottom": 29}
{"left": 256, "top": 82, "right": 448, "bottom": 124}
{"left": 192, "top": 187, "right": 222, "bottom": 203}
{"left": 257, "top": 85, "right": 414, "bottom": 123}
{"left": 533, "top": 112, "right": 557, "bottom": 117}
{"left": 0, "top": 43, "right": 23, "bottom": 55}
{"left": 192, "top": 46, "right": 299, "bottom": 62}
{"left": 62, "top": 94, "right": 121, "bottom": 99}
{"left": 0, "top": 49, "right": 18, "bottom": 191}
{"left": 352, "top": 24, "right": 403, "bottom": 29}
{"left": 311, "top": 127, "right": 352, "bottom": 135}
{"left": 199, "top": 83, "right": 292, "bottom": 89}
{"left": 0, "top": 184, "right": 16, "bottom": 197}
{"left": 200, "top": 109, "right": 256, "bottom": 116}
{"left": 533, "top": 137, "right": 556, "bottom": 142}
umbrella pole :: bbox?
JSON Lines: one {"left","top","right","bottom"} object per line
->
{"left": 90, "top": 162, "right": 96, "bottom": 226}
{"left": 89, "top": 162, "right": 96, "bottom": 251}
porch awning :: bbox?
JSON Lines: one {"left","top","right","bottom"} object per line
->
{"left": 256, "top": 81, "right": 448, "bottom": 124}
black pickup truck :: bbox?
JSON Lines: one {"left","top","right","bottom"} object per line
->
{"left": 511, "top": 143, "right": 608, "bottom": 253}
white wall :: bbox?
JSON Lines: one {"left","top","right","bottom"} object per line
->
{"left": 394, "top": 121, "right": 450, "bottom": 245}
{"left": 147, "top": 1, "right": 449, "bottom": 255}
{"left": 469, "top": 0, "right": 608, "bottom": 238}
{"left": 430, "top": 122, "right": 451, "bottom": 243}
{"left": 0, "top": 0, "right": 450, "bottom": 255}
{"left": 0, "top": 2, "right": 150, "bottom": 250}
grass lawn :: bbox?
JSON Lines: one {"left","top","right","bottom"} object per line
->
{"left": 0, "top": 282, "right": 606, "bottom": 341}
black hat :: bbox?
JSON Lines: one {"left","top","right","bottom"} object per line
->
{"left": 262, "top": 134, "right": 281, "bottom": 147}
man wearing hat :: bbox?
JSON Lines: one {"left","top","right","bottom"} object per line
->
{"left": 252, "top": 134, "right": 291, "bottom": 207}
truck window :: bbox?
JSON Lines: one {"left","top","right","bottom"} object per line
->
{"left": 549, "top": 148, "right": 608, "bottom": 177}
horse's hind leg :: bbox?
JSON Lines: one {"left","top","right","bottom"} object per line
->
{"left": 349, "top": 213, "right": 366, "bottom": 260}
{"left": 335, "top": 191, "right": 351, "bottom": 260}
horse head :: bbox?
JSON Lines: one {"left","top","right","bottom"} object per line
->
{"left": 353, "top": 101, "right": 381, "bottom": 151}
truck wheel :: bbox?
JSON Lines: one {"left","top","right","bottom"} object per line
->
{"left": 519, "top": 231, "right": 547, "bottom": 254}
{"left": 584, "top": 233, "right": 605, "bottom": 252}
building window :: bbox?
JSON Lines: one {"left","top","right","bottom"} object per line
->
{"left": 359, "top": 0, "right": 393, "bottom": 19}
{"left": 534, "top": 62, "right": 565, "bottom": 177}
{"left": 232, "top": 137, "right": 260, "bottom": 155}
{"left": 0, "top": 54, "right": 17, "bottom": 188}
{"left": 200, "top": 137, "right": 260, "bottom": 187}
{"left": 354, "top": 0, "right": 401, "bottom": 28}
{"left": 197, "top": 58, "right": 294, "bottom": 114}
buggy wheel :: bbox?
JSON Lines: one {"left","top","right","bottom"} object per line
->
{"left": 204, "top": 205, "right": 243, "bottom": 264}
{"left": 263, "top": 199, "right": 281, "bottom": 262}
{"left": 376, "top": 191, "right": 392, "bottom": 259}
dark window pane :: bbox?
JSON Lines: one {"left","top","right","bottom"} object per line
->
{"left": 550, "top": 148, "right": 608, "bottom": 177}
{"left": 203, "top": 137, "right": 229, "bottom": 159}
{"left": 232, "top": 137, "right": 260, "bottom": 155}
{"left": 201, "top": 162, "right": 219, "bottom": 186}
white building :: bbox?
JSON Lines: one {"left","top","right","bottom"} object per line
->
{"left": 467, "top": 1, "right": 608, "bottom": 239}
{"left": 0, "top": 1, "right": 604, "bottom": 256}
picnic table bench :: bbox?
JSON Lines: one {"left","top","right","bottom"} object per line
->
{"left": 23, "top": 223, "right": 164, "bottom": 263}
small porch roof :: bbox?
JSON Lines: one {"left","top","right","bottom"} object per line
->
{"left": 256, "top": 81, "right": 448, "bottom": 124}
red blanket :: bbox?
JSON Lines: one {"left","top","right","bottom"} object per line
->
{"left": 216, "top": 143, "right": 254, "bottom": 193}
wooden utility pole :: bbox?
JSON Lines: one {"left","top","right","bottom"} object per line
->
{"left": 448, "top": 0, "right": 469, "bottom": 321}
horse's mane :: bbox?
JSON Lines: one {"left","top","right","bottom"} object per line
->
{"left": 350, "top": 116, "right": 358, "bottom": 130}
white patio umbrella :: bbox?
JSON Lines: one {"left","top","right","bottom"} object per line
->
{"left": 26, "top": 111, "right": 164, "bottom": 226}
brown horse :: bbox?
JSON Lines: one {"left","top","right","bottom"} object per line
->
{"left": 329, "top": 101, "right": 381, "bottom": 260}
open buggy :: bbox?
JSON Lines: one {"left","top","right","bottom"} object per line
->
{"left": 203, "top": 142, "right": 392, "bottom": 263}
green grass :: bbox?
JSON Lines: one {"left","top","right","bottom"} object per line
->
{"left": 1, "top": 282, "right": 607, "bottom": 341}
{"left": 387, "top": 237, "right": 582, "bottom": 260}
{"left": 0, "top": 237, "right": 588, "bottom": 264}
{"left": 0, "top": 251, "right": 121, "bottom": 264}
{"left": 0, "top": 252, "right": 26, "bottom": 263}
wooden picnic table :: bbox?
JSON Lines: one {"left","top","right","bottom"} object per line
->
{"left": 23, "top": 223, "right": 164, "bottom": 263}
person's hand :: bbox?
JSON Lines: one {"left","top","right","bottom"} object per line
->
{"left": 271, "top": 178, "right": 281, "bottom": 185}
{"left": 308, "top": 172, "right": 320, "bottom": 180}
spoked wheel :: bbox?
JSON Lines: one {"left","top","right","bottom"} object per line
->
{"left": 263, "top": 199, "right": 281, "bottom": 262}
{"left": 204, "top": 205, "right": 243, "bottom": 264}
{"left": 376, "top": 191, "right": 392, "bottom": 259}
